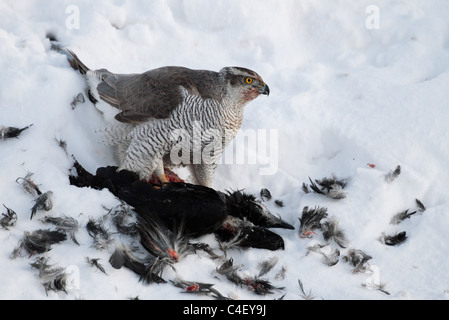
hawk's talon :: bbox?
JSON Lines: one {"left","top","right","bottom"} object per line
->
{"left": 158, "top": 173, "right": 169, "bottom": 184}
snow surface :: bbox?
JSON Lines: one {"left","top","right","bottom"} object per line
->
{"left": 1, "top": 0, "right": 449, "bottom": 300}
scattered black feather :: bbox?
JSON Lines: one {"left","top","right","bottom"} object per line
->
{"left": 0, "top": 124, "right": 33, "bottom": 140}
{"left": 385, "top": 165, "right": 401, "bottom": 183}
{"left": 274, "top": 200, "right": 284, "bottom": 208}
{"left": 302, "top": 182, "right": 310, "bottom": 194}
{"left": 86, "top": 218, "right": 109, "bottom": 239}
{"left": 362, "top": 281, "right": 391, "bottom": 295}
{"left": 275, "top": 266, "right": 287, "bottom": 281}
{"left": 86, "top": 257, "right": 107, "bottom": 275}
{"left": 171, "top": 277, "right": 230, "bottom": 300}
{"left": 298, "top": 206, "right": 328, "bottom": 238}
{"left": 46, "top": 32, "right": 58, "bottom": 42}
{"left": 190, "top": 242, "right": 224, "bottom": 260}
{"left": 320, "top": 247, "right": 340, "bottom": 267}
{"left": 216, "top": 258, "right": 241, "bottom": 285}
{"left": 305, "top": 243, "right": 327, "bottom": 256}
{"left": 380, "top": 231, "right": 407, "bottom": 246}
{"left": 390, "top": 209, "right": 417, "bottom": 225}
{"left": 1, "top": 205, "right": 17, "bottom": 230}
{"left": 258, "top": 256, "right": 279, "bottom": 277}
{"left": 307, "top": 176, "right": 347, "bottom": 199}
{"left": 320, "top": 217, "right": 349, "bottom": 248}
{"left": 171, "top": 277, "right": 214, "bottom": 293}
{"left": 342, "top": 249, "right": 373, "bottom": 273}
{"left": 11, "top": 229, "right": 67, "bottom": 258}
{"left": 415, "top": 199, "right": 426, "bottom": 212}
{"left": 305, "top": 243, "right": 340, "bottom": 266}
{"left": 260, "top": 188, "right": 272, "bottom": 201}
{"left": 40, "top": 215, "right": 80, "bottom": 245}
{"left": 276, "top": 293, "right": 286, "bottom": 300}
{"left": 16, "top": 173, "right": 42, "bottom": 197}
{"left": 307, "top": 178, "right": 325, "bottom": 195}
{"left": 86, "top": 217, "right": 112, "bottom": 250}
{"left": 30, "top": 191, "right": 53, "bottom": 220}
{"left": 298, "top": 278, "right": 316, "bottom": 300}
{"left": 55, "top": 137, "right": 68, "bottom": 154}
{"left": 30, "top": 256, "right": 70, "bottom": 295}
{"left": 245, "top": 276, "right": 284, "bottom": 296}
{"left": 216, "top": 258, "right": 283, "bottom": 296}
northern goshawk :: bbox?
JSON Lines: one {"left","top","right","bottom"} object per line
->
{"left": 67, "top": 50, "right": 269, "bottom": 187}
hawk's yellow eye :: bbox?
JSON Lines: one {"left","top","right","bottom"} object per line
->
{"left": 245, "top": 77, "right": 253, "bottom": 84}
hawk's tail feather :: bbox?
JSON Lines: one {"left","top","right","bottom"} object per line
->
{"left": 66, "top": 49, "right": 91, "bottom": 75}
{"left": 47, "top": 35, "right": 89, "bottom": 75}
{"left": 47, "top": 34, "right": 100, "bottom": 104}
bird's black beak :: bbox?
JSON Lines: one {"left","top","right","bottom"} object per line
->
{"left": 259, "top": 84, "right": 270, "bottom": 96}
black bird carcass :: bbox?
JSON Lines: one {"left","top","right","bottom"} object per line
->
{"left": 69, "top": 162, "right": 293, "bottom": 252}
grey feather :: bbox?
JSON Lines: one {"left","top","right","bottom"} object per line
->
{"left": 320, "top": 217, "right": 349, "bottom": 248}
{"left": 216, "top": 258, "right": 284, "bottom": 296}
{"left": 342, "top": 248, "right": 372, "bottom": 273}
{"left": 390, "top": 209, "right": 417, "bottom": 225}
{"left": 11, "top": 229, "right": 67, "bottom": 258}
{"left": 16, "top": 172, "right": 42, "bottom": 197}
{"left": 1, "top": 205, "right": 17, "bottom": 230}
{"left": 415, "top": 198, "right": 426, "bottom": 212}
{"left": 86, "top": 217, "right": 112, "bottom": 250}
{"left": 30, "top": 191, "right": 53, "bottom": 220}
{"left": 258, "top": 256, "right": 279, "bottom": 277}
{"left": 307, "top": 176, "right": 348, "bottom": 199}
{"left": 379, "top": 231, "right": 407, "bottom": 246}
{"left": 298, "top": 278, "right": 316, "bottom": 300}
{"left": 30, "top": 257, "right": 71, "bottom": 295}
{"left": 298, "top": 206, "right": 328, "bottom": 238}
{"left": 40, "top": 215, "right": 80, "bottom": 245}
{"left": 385, "top": 165, "right": 401, "bottom": 183}
{"left": 86, "top": 257, "right": 107, "bottom": 275}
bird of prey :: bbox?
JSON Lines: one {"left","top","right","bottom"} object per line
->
{"left": 66, "top": 50, "right": 269, "bottom": 186}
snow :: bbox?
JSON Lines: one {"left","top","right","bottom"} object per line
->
{"left": 1, "top": 0, "right": 449, "bottom": 300}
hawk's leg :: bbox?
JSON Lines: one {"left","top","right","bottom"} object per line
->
{"left": 153, "top": 160, "right": 169, "bottom": 183}
{"left": 189, "top": 164, "right": 216, "bottom": 187}
{"left": 118, "top": 124, "right": 170, "bottom": 183}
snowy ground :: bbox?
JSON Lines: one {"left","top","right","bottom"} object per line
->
{"left": 1, "top": 0, "right": 449, "bottom": 300}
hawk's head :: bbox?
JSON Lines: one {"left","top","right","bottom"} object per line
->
{"left": 219, "top": 67, "right": 269, "bottom": 105}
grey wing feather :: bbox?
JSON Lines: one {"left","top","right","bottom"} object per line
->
{"left": 97, "top": 71, "right": 180, "bottom": 123}
{"left": 97, "top": 67, "right": 222, "bottom": 124}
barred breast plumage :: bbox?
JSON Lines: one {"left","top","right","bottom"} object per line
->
{"left": 67, "top": 50, "right": 270, "bottom": 187}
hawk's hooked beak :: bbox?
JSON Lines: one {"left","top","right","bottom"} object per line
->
{"left": 259, "top": 84, "right": 270, "bottom": 96}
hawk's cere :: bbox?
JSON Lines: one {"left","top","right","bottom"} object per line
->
{"left": 67, "top": 50, "right": 269, "bottom": 187}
